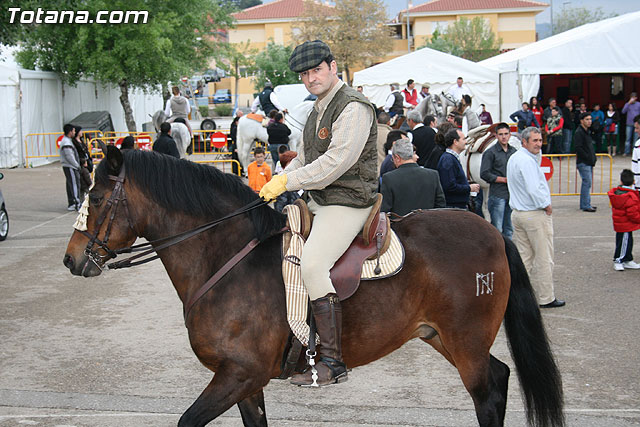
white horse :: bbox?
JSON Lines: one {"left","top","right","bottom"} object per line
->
{"left": 236, "top": 101, "right": 314, "bottom": 171}
{"left": 151, "top": 111, "right": 193, "bottom": 158}
{"left": 459, "top": 124, "right": 524, "bottom": 219}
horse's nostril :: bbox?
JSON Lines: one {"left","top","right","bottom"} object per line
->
{"left": 63, "top": 254, "right": 75, "bottom": 270}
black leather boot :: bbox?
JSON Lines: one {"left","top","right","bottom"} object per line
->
{"left": 290, "top": 293, "right": 348, "bottom": 386}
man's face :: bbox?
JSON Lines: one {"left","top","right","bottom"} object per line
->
{"left": 408, "top": 82, "right": 415, "bottom": 90}
{"left": 357, "top": 86, "right": 363, "bottom": 93}
{"left": 255, "top": 153, "right": 265, "bottom": 165}
{"left": 496, "top": 128, "right": 510, "bottom": 146}
{"left": 457, "top": 78, "right": 463, "bottom": 87}
{"left": 551, "top": 108, "right": 558, "bottom": 116}
{"left": 300, "top": 60, "right": 337, "bottom": 99}
{"left": 634, "top": 122, "right": 639, "bottom": 136}
{"left": 522, "top": 103, "right": 529, "bottom": 111}
{"left": 447, "top": 115, "right": 455, "bottom": 124}
{"left": 550, "top": 99, "right": 557, "bottom": 108}
{"left": 566, "top": 99, "right": 573, "bottom": 109}
{"left": 453, "top": 130, "right": 466, "bottom": 152}
{"left": 522, "top": 131, "right": 543, "bottom": 155}
{"left": 581, "top": 115, "right": 592, "bottom": 128}
{"left": 422, "top": 86, "right": 429, "bottom": 93}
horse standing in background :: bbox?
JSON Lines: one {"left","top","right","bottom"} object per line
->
{"left": 236, "top": 101, "right": 314, "bottom": 172}
{"left": 151, "top": 110, "right": 192, "bottom": 158}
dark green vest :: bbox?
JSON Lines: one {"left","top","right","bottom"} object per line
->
{"left": 303, "top": 84, "right": 378, "bottom": 208}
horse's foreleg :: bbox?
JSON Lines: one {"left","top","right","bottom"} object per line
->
{"left": 237, "top": 389, "right": 268, "bottom": 427}
{"left": 178, "top": 369, "right": 269, "bottom": 427}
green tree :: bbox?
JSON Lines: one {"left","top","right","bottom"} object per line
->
{"left": 553, "top": 6, "right": 617, "bottom": 35}
{"left": 421, "top": 17, "right": 502, "bottom": 62}
{"left": 293, "top": 0, "right": 392, "bottom": 85}
{"left": 14, "top": 0, "right": 233, "bottom": 131}
{"left": 250, "top": 41, "right": 299, "bottom": 90}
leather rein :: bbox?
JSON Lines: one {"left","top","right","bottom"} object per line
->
{"left": 78, "top": 164, "right": 272, "bottom": 322}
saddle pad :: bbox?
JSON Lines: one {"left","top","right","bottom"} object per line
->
{"left": 246, "top": 113, "right": 264, "bottom": 123}
{"left": 281, "top": 204, "right": 404, "bottom": 346}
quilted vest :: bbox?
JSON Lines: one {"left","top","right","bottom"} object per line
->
{"left": 303, "top": 85, "right": 378, "bottom": 208}
{"left": 390, "top": 92, "right": 404, "bottom": 115}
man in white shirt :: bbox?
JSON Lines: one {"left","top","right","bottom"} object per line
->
{"left": 164, "top": 86, "right": 191, "bottom": 120}
{"left": 447, "top": 76, "right": 471, "bottom": 102}
{"left": 383, "top": 83, "right": 410, "bottom": 117}
{"left": 250, "top": 82, "right": 287, "bottom": 115}
{"left": 507, "top": 126, "right": 565, "bottom": 308}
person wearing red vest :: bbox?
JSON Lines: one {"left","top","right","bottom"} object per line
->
{"left": 402, "top": 79, "right": 419, "bottom": 108}
{"left": 608, "top": 169, "right": 640, "bottom": 271}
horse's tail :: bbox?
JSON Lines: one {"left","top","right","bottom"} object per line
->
{"left": 503, "top": 236, "right": 565, "bottom": 427}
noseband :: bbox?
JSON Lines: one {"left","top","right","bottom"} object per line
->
{"left": 79, "top": 165, "right": 135, "bottom": 271}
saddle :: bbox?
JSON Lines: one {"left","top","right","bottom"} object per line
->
{"left": 246, "top": 113, "right": 265, "bottom": 124}
{"left": 284, "top": 194, "right": 397, "bottom": 301}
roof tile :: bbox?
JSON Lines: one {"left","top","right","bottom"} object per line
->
{"left": 233, "top": 0, "right": 332, "bottom": 21}
{"left": 409, "top": 0, "right": 548, "bottom": 13}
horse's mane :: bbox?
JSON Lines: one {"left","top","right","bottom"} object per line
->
{"left": 95, "top": 150, "right": 286, "bottom": 241}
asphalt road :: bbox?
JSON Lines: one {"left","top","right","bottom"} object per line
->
{"left": 0, "top": 158, "right": 639, "bottom": 427}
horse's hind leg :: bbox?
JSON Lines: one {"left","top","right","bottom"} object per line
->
{"left": 423, "top": 337, "right": 510, "bottom": 427}
{"left": 237, "top": 389, "right": 268, "bottom": 427}
{"left": 178, "top": 371, "right": 269, "bottom": 427}
{"left": 457, "top": 353, "right": 510, "bottom": 427}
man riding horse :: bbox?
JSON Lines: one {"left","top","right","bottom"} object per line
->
{"left": 259, "top": 40, "right": 378, "bottom": 386}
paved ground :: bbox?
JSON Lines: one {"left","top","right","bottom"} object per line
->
{"left": 0, "top": 158, "right": 639, "bottom": 427}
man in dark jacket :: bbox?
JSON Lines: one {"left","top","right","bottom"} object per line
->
{"left": 574, "top": 112, "right": 597, "bottom": 212}
{"left": 267, "top": 112, "right": 291, "bottom": 168}
{"left": 153, "top": 122, "right": 180, "bottom": 158}
{"left": 437, "top": 128, "right": 480, "bottom": 208}
{"left": 406, "top": 110, "right": 434, "bottom": 167}
{"left": 380, "top": 138, "right": 445, "bottom": 215}
{"left": 561, "top": 99, "right": 575, "bottom": 153}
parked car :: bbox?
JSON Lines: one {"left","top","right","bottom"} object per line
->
{"left": 213, "top": 89, "right": 232, "bottom": 104}
{"left": 0, "top": 173, "right": 8, "bottom": 241}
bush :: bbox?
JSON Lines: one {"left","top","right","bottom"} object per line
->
{"left": 213, "top": 103, "right": 233, "bottom": 116}
{"left": 199, "top": 105, "right": 210, "bottom": 118}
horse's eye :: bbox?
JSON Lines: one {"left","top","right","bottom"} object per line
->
{"left": 89, "top": 195, "right": 103, "bottom": 205}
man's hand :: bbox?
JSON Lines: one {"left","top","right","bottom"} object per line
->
{"left": 630, "top": 95, "right": 637, "bottom": 104}
{"left": 470, "top": 183, "right": 480, "bottom": 193}
{"left": 495, "top": 177, "right": 507, "bottom": 184}
{"left": 259, "top": 174, "right": 288, "bottom": 201}
{"left": 544, "top": 204, "right": 553, "bottom": 216}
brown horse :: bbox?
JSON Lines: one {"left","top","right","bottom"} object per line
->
{"left": 63, "top": 146, "right": 564, "bottom": 427}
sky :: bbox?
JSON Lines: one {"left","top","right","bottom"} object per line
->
{"left": 382, "top": 0, "right": 640, "bottom": 23}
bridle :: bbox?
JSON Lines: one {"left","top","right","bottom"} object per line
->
{"left": 78, "top": 166, "right": 134, "bottom": 273}
{"left": 78, "top": 164, "right": 270, "bottom": 273}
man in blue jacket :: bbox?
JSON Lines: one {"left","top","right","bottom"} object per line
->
{"left": 510, "top": 102, "right": 539, "bottom": 132}
{"left": 437, "top": 128, "right": 480, "bottom": 209}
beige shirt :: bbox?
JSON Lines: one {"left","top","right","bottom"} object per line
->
{"left": 285, "top": 80, "right": 374, "bottom": 191}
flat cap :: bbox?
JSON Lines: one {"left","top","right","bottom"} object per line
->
{"left": 289, "top": 40, "right": 331, "bottom": 73}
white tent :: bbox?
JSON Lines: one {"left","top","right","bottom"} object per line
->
{"left": 0, "top": 50, "right": 163, "bottom": 168}
{"left": 480, "top": 11, "right": 640, "bottom": 121}
{"left": 352, "top": 47, "right": 500, "bottom": 121}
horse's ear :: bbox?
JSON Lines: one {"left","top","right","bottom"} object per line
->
{"left": 104, "top": 144, "right": 123, "bottom": 175}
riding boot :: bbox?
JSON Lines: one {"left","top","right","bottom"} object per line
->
{"left": 290, "top": 293, "right": 348, "bottom": 386}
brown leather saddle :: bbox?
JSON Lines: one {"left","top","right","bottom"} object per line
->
{"left": 287, "top": 194, "right": 392, "bottom": 301}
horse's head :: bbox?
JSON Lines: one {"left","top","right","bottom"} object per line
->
{"left": 152, "top": 110, "right": 167, "bottom": 132}
{"left": 63, "top": 144, "right": 138, "bottom": 277}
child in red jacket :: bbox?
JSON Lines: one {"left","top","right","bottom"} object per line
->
{"left": 608, "top": 169, "right": 640, "bottom": 271}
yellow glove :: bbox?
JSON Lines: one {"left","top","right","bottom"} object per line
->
{"left": 259, "top": 174, "right": 288, "bottom": 201}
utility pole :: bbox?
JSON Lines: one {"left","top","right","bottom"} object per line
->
{"left": 406, "top": 0, "right": 411, "bottom": 52}
{"left": 550, "top": 0, "right": 553, "bottom": 35}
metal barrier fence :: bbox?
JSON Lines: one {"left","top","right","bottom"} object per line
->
{"left": 24, "top": 131, "right": 103, "bottom": 166}
{"left": 192, "top": 159, "right": 242, "bottom": 176}
{"left": 545, "top": 154, "right": 613, "bottom": 196}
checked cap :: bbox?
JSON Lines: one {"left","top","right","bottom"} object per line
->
{"left": 288, "top": 40, "right": 332, "bottom": 73}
